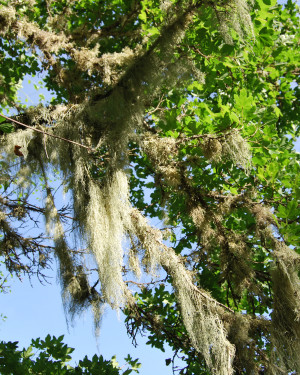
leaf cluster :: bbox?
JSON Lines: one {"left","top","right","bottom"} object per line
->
{"left": 0, "top": 335, "right": 141, "bottom": 375}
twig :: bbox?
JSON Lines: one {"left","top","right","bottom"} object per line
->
{"left": 2, "top": 197, "right": 75, "bottom": 220}
{"left": 124, "top": 279, "right": 165, "bottom": 287}
{"left": 191, "top": 47, "right": 211, "bottom": 59}
{"left": 146, "top": 94, "right": 165, "bottom": 116}
{"left": 0, "top": 113, "right": 92, "bottom": 151}
{"left": 193, "top": 285, "right": 235, "bottom": 314}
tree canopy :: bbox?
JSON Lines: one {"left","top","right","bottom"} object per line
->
{"left": 0, "top": 0, "right": 299, "bottom": 373}
{"left": 0, "top": 334, "right": 141, "bottom": 374}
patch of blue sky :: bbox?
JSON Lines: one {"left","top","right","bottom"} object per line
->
{"left": 0, "top": 73, "right": 184, "bottom": 375}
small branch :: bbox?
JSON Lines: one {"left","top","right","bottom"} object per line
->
{"left": 191, "top": 47, "right": 211, "bottom": 60}
{"left": 125, "top": 279, "right": 165, "bottom": 288}
{"left": 1, "top": 197, "right": 75, "bottom": 221}
{"left": 0, "top": 113, "right": 92, "bottom": 151}
{"left": 194, "top": 285, "right": 235, "bottom": 314}
{"left": 146, "top": 94, "right": 165, "bottom": 116}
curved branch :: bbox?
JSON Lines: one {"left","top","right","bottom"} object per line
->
{"left": 0, "top": 113, "right": 92, "bottom": 151}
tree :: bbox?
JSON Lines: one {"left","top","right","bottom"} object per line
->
{"left": 0, "top": 334, "right": 141, "bottom": 374}
{"left": 0, "top": 0, "right": 299, "bottom": 373}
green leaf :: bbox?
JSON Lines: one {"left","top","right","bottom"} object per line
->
{"left": 0, "top": 122, "right": 14, "bottom": 133}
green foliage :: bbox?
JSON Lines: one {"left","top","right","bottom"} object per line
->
{"left": 0, "top": 335, "right": 141, "bottom": 375}
{"left": 0, "top": 116, "right": 14, "bottom": 134}
{"left": 0, "top": 36, "right": 39, "bottom": 108}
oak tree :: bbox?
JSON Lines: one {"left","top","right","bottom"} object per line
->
{"left": 0, "top": 0, "right": 299, "bottom": 373}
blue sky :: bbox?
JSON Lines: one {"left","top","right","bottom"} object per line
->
{"left": 0, "top": 75, "right": 181, "bottom": 375}
{"left": 0, "top": 271, "right": 177, "bottom": 373}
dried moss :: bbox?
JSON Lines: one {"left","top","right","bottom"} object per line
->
{"left": 201, "top": 138, "right": 223, "bottom": 162}
{"left": 84, "top": 172, "right": 132, "bottom": 309}
{"left": 130, "top": 209, "right": 235, "bottom": 375}
{"left": 270, "top": 243, "right": 300, "bottom": 372}
{"left": 222, "top": 129, "right": 252, "bottom": 172}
